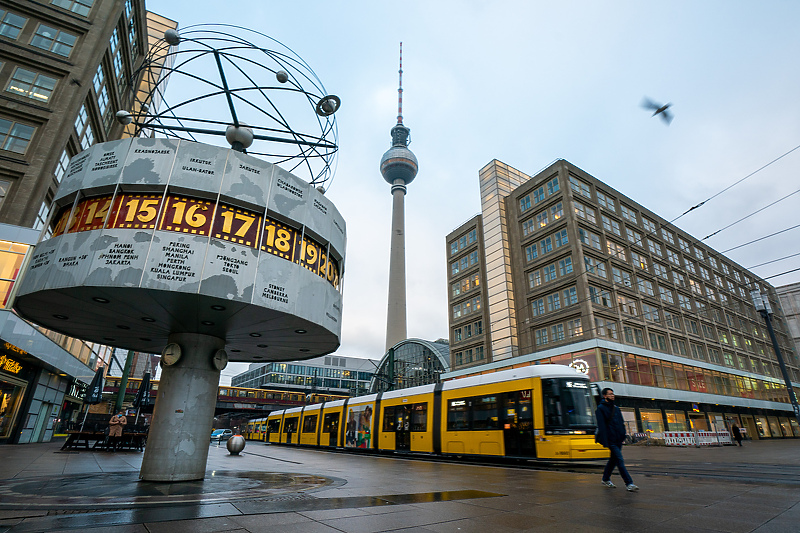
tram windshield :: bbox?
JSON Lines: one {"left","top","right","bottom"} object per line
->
{"left": 542, "top": 378, "right": 596, "bottom": 431}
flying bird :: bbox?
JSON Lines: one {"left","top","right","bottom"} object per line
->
{"left": 641, "top": 97, "right": 673, "bottom": 125}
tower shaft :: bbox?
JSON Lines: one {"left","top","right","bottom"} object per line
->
{"left": 385, "top": 181, "right": 408, "bottom": 351}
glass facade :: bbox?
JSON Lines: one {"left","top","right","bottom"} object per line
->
{"left": 370, "top": 339, "right": 449, "bottom": 393}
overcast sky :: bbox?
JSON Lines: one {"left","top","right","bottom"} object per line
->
{"left": 147, "top": 1, "right": 800, "bottom": 385}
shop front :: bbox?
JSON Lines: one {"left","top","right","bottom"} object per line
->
{"left": 0, "top": 345, "right": 34, "bottom": 443}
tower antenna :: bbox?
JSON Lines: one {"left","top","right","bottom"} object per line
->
{"left": 397, "top": 42, "right": 403, "bottom": 125}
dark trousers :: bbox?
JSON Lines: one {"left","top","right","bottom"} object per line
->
{"left": 603, "top": 444, "right": 633, "bottom": 485}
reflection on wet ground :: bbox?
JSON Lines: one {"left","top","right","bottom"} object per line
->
{"left": 0, "top": 471, "right": 338, "bottom": 508}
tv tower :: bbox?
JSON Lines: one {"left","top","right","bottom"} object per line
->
{"left": 380, "top": 42, "right": 418, "bottom": 352}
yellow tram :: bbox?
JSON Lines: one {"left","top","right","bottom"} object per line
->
{"left": 248, "top": 365, "right": 609, "bottom": 460}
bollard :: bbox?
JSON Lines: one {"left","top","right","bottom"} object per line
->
{"left": 227, "top": 435, "right": 245, "bottom": 455}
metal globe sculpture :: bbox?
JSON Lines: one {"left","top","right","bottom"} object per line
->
{"left": 127, "top": 24, "right": 339, "bottom": 187}
{"left": 227, "top": 435, "right": 246, "bottom": 455}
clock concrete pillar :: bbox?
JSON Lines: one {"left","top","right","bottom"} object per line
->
{"left": 140, "top": 333, "right": 225, "bottom": 482}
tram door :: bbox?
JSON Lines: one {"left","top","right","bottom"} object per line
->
{"left": 396, "top": 405, "right": 411, "bottom": 451}
{"left": 502, "top": 390, "right": 535, "bottom": 456}
{"left": 323, "top": 413, "right": 340, "bottom": 446}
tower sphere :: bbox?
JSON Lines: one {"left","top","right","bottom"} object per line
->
{"left": 380, "top": 125, "right": 418, "bottom": 186}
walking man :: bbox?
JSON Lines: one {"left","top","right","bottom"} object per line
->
{"left": 595, "top": 388, "right": 638, "bottom": 491}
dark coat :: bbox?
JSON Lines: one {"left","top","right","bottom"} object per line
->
{"left": 731, "top": 425, "right": 742, "bottom": 441}
{"left": 595, "top": 400, "right": 626, "bottom": 447}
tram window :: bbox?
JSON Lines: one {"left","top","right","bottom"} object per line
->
{"left": 267, "top": 419, "right": 281, "bottom": 433}
{"left": 383, "top": 406, "right": 396, "bottom": 431}
{"left": 447, "top": 398, "right": 470, "bottom": 430}
{"left": 283, "top": 417, "right": 298, "bottom": 432}
{"left": 473, "top": 395, "right": 500, "bottom": 430}
{"left": 411, "top": 403, "right": 427, "bottom": 431}
{"left": 248, "top": 391, "right": 255, "bottom": 398}
{"left": 322, "top": 413, "right": 339, "bottom": 432}
{"left": 302, "top": 414, "right": 318, "bottom": 432}
{"left": 542, "top": 378, "right": 596, "bottom": 429}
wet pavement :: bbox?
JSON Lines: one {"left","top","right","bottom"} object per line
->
{"left": 0, "top": 439, "right": 798, "bottom": 532}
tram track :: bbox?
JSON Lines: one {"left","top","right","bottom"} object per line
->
{"left": 260, "top": 442, "right": 800, "bottom": 486}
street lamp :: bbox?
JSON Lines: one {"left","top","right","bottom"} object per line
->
{"left": 750, "top": 290, "right": 800, "bottom": 426}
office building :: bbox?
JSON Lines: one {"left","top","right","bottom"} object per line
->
{"left": 445, "top": 159, "right": 799, "bottom": 439}
{"left": 777, "top": 282, "right": 800, "bottom": 355}
{"left": 0, "top": 0, "right": 175, "bottom": 443}
{"left": 231, "top": 355, "right": 379, "bottom": 398}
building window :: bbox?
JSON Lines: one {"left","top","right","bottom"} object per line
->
{"left": 648, "top": 332, "right": 667, "bottom": 351}
{"left": 547, "top": 177, "right": 559, "bottom": 195}
{"left": 699, "top": 266, "right": 710, "bottom": 281}
{"left": 568, "top": 318, "right": 582, "bottom": 337}
{"left": 6, "top": 67, "right": 57, "bottom": 103}
{"left": 51, "top": 0, "right": 94, "bottom": 16}
{"left": 678, "top": 237, "right": 691, "bottom": 253}
{"left": 33, "top": 201, "right": 51, "bottom": 232}
{"left": 563, "top": 286, "right": 577, "bottom": 305}
{"left": 128, "top": 12, "right": 139, "bottom": 59}
{"left": 554, "top": 229, "right": 568, "bottom": 248}
{"left": 661, "top": 228, "right": 675, "bottom": 245}
{"left": 584, "top": 256, "right": 606, "bottom": 278}
{"left": 543, "top": 263, "right": 556, "bottom": 282}
{"left": 596, "top": 191, "right": 615, "bottom": 212}
{"left": 626, "top": 228, "right": 643, "bottom": 246}
{"left": 31, "top": 24, "right": 77, "bottom": 57}
{"left": 532, "top": 298, "right": 545, "bottom": 317}
{"left": 522, "top": 218, "right": 535, "bottom": 236}
{"left": 532, "top": 186, "right": 545, "bottom": 204}
{"left": 547, "top": 293, "right": 561, "bottom": 312}
{"left": 666, "top": 248, "right": 681, "bottom": 266}
{"left": 671, "top": 339, "right": 688, "bottom": 356}
{"left": 659, "top": 286, "right": 675, "bottom": 305}
{"left": 631, "top": 251, "right": 648, "bottom": 271}
{"left": 637, "top": 277, "right": 654, "bottom": 296}
{"left": 579, "top": 228, "right": 602, "bottom": 250}
{"left": 595, "top": 317, "right": 618, "bottom": 339}
{"left": 653, "top": 262, "right": 668, "bottom": 280}
{"left": 540, "top": 236, "right": 553, "bottom": 254}
{"left": 642, "top": 303, "right": 660, "bottom": 322}
{"left": 623, "top": 326, "right": 645, "bottom": 346}
{"left": 528, "top": 270, "right": 541, "bottom": 289}
{"left": 536, "top": 210, "right": 548, "bottom": 230}
{"left": 678, "top": 293, "right": 692, "bottom": 311}
{"left": 0, "top": 118, "right": 35, "bottom": 154}
{"left": 0, "top": 180, "right": 10, "bottom": 211}
{"left": 695, "top": 247, "right": 705, "bottom": 261}
{"left": 612, "top": 267, "right": 632, "bottom": 287}
{"left": 520, "top": 195, "right": 531, "bottom": 213}
{"left": 647, "top": 239, "right": 662, "bottom": 257}
{"left": 617, "top": 295, "right": 636, "bottom": 315}
{"left": 664, "top": 310, "right": 681, "bottom": 330}
{"left": 558, "top": 257, "right": 573, "bottom": 276}
{"left": 535, "top": 328, "right": 548, "bottom": 346}
{"left": 550, "top": 202, "right": 563, "bottom": 220}
{"left": 574, "top": 202, "right": 596, "bottom": 224}
{"left": 525, "top": 243, "right": 537, "bottom": 262}
{"left": 589, "top": 286, "right": 612, "bottom": 307}
{"left": 606, "top": 240, "right": 626, "bottom": 261}
{"left": 569, "top": 176, "right": 591, "bottom": 198}
{"left": 642, "top": 218, "right": 657, "bottom": 234}
{"left": 602, "top": 215, "right": 620, "bottom": 236}
{"left": 673, "top": 271, "right": 687, "bottom": 288}
{"left": 551, "top": 324, "right": 565, "bottom": 342}
{"left": 685, "top": 319, "right": 699, "bottom": 336}
{"left": 0, "top": 10, "right": 27, "bottom": 40}
{"left": 705, "top": 286, "right": 716, "bottom": 302}
{"left": 620, "top": 204, "right": 637, "bottom": 224}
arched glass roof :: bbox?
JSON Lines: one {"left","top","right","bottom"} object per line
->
{"left": 369, "top": 338, "right": 450, "bottom": 393}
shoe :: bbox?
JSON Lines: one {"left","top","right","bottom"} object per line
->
{"left": 601, "top": 480, "right": 616, "bottom": 488}
{"left": 626, "top": 484, "right": 639, "bottom": 492}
